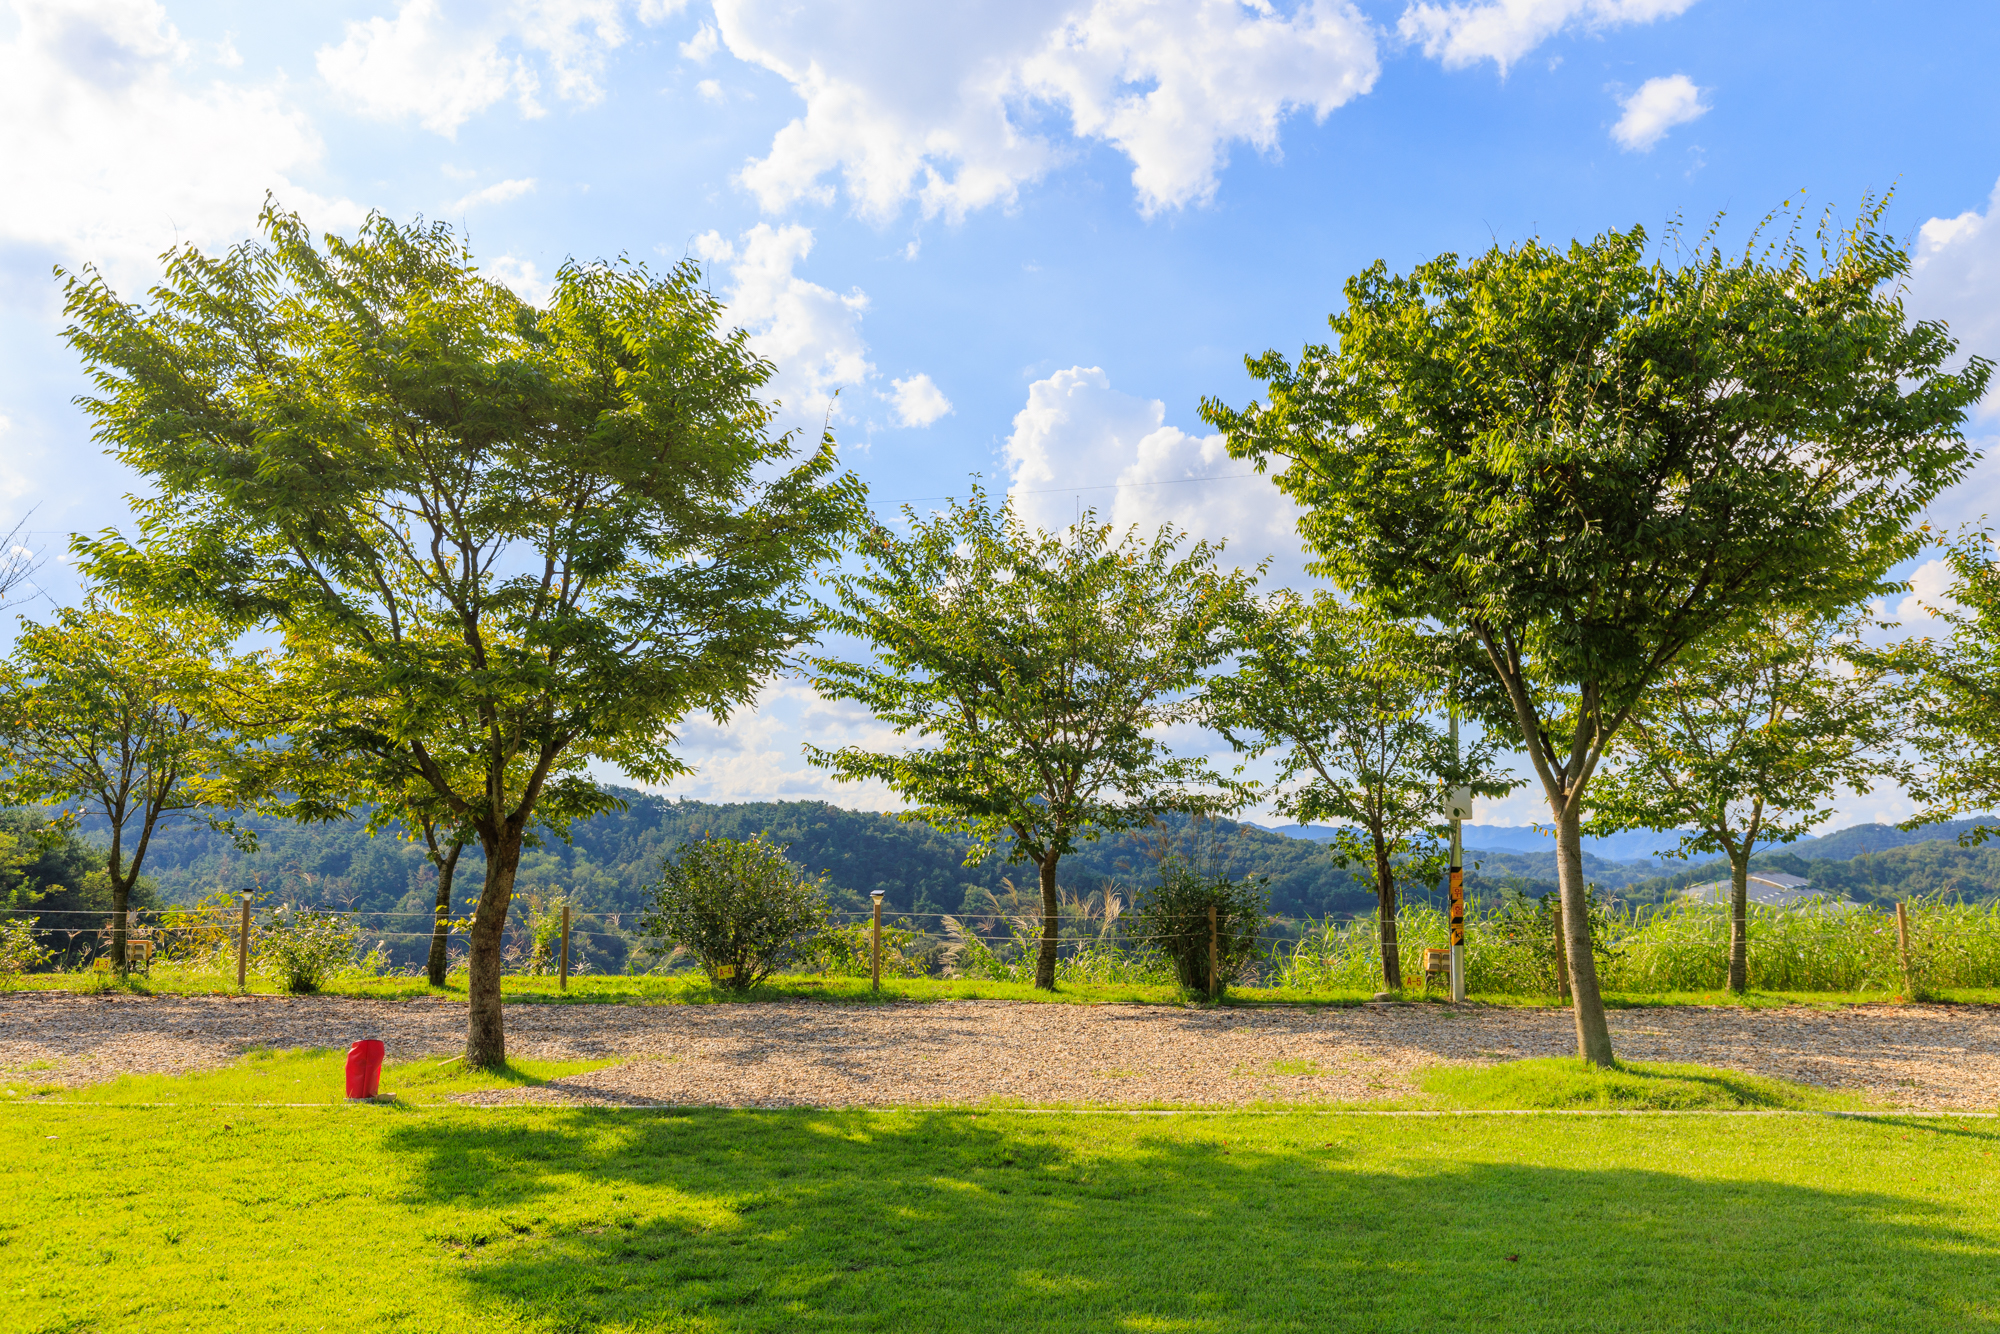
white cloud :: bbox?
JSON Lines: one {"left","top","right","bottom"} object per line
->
{"left": 693, "top": 223, "right": 876, "bottom": 428}
{"left": 0, "top": 0, "right": 363, "bottom": 282}
{"left": 717, "top": 0, "right": 1379, "bottom": 221}
{"left": 487, "top": 255, "right": 553, "bottom": 304}
{"left": 1610, "top": 73, "right": 1706, "bottom": 151}
{"left": 641, "top": 677, "right": 906, "bottom": 808}
{"left": 0, "top": 414, "right": 30, "bottom": 505}
{"left": 680, "top": 20, "right": 720, "bottom": 61}
{"left": 317, "top": 0, "right": 654, "bottom": 136}
{"left": 696, "top": 77, "right": 724, "bottom": 102}
{"left": 887, "top": 373, "right": 953, "bottom": 427}
{"left": 1891, "top": 557, "right": 1967, "bottom": 632}
{"left": 317, "top": 0, "right": 536, "bottom": 135}
{"left": 1003, "top": 366, "right": 1306, "bottom": 581}
{"left": 449, "top": 177, "right": 539, "bottom": 212}
{"left": 1909, "top": 176, "right": 2000, "bottom": 418}
{"left": 1399, "top": 0, "right": 1697, "bottom": 75}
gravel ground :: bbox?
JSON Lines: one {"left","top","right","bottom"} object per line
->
{"left": 3, "top": 992, "right": 1997, "bottom": 1111}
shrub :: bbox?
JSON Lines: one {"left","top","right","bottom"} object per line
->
{"left": 256, "top": 907, "right": 359, "bottom": 994}
{"left": 513, "top": 893, "right": 592, "bottom": 976}
{"left": 1131, "top": 857, "right": 1268, "bottom": 997}
{"left": 0, "top": 917, "right": 51, "bottom": 975}
{"left": 157, "top": 890, "right": 244, "bottom": 965}
{"left": 801, "top": 921, "right": 928, "bottom": 978}
{"left": 640, "top": 835, "right": 830, "bottom": 991}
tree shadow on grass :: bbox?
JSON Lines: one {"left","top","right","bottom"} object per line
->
{"left": 382, "top": 1110, "right": 2000, "bottom": 1333}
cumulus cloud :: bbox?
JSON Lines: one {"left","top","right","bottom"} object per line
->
{"left": 693, "top": 223, "right": 876, "bottom": 428}
{"left": 487, "top": 254, "right": 553, "bottom": 304}
{"left": 1399, "top": 0, "right": 1698, "bottom": 75}
{"left": 1909, "top": 176, "right": 2000, "bottom": 415}
{"left": 641, "top": 678, "right": 907, "bottom": 808}
{"left": 450, "top": 177, "right": 538, "bottom": 211}
{"left": 888, "top": 373, "right": 953, "bottom": 427}
{"left": 717, "top": 0, "right": 1379, "bottom": 221}
{"left": 1610, "top": 73, "right": 1707, "bottom": 150}
{"left": 1888, "top": 557, "right": 1967, "bottom": 633}
{"left": 680, "top": 20, "right": 720, "bottom": 60}
{"left": 0, "top": 0, "right": 363, "bottom": 282}
{"left": 317, "top": 0, "right": 652, "bottom": 135}
{"left": 1003, "top": 366, "right": 1306, "bottom": 582}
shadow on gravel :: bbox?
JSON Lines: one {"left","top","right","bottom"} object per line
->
{"left": 382, "top": 1109, "right": 2000, "bottom": 1333}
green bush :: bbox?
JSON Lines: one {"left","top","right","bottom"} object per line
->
{"left": 801, "top": 921, "right": 927, "bottom": 978}
{"left": 1131, "top": 857, "right": 1268, "bottom": 997}
{"left": 641, "top": 835, "right": 830, "bottom": 991}
{"left": 255, "top": 907, "right": 359, "bottom": 994}
{"left": 0, "top": 917, "right": 51, "bottom": 975}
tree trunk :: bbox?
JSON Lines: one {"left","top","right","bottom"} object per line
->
{"left": 1033, "top": 853, "right": 1061, "bottom": 990}
{"left": 427, "top": 841, "right": 462, "bottom": 989}
{"left": 1553, "top": 804, "right": 1616, "bottom": 1067}
{"left": 105, "top": 824, "right": 129, "bottom": 970}
{"left": 109, "top": 875, "right": 131, "bottom": 972}
{"left": 1374, "top": 841, "right": 1401, "bottom": 989}
{"left": 1728, "top": 849, "right": 1751, "bottom": 994}
{"left": 466, "top": 824, "right": 524, "bottom": 1068}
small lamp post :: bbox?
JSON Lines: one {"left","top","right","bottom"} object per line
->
{"left": 870, "top": 890, "right": 885, "bottom": 994}
{"left": 236, "top": 891, "right": 254, "bottom": 992}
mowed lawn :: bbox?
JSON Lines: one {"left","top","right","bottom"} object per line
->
{"left": 5, "top": 1060, "right": 1999, "bottom": 1332}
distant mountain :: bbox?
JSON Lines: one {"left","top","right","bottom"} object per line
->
{"left": 1788, "top": 817, "right": 1995, "bottom": 861}
{"left": 1259, "top": 821, "right": 1694, "bottom": 864}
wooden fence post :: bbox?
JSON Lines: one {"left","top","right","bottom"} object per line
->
{"left": 1896, "top": 900, "right": 1914, "bottom": 1001}
{"left": 559, "top": 904, "right": 571, "bottom": 991}
{"left": 237, "top": 892, "right": 251, "bottom": 992}
{"left": 870, "top": 891, "right": 884, "bottom": 994}
{"left": 1208, "top": 904, "right": 1219, "bottom": 1002}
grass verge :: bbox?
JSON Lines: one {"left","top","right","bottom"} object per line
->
{"left": 6, "top": 1090, "right": 1997, "bottom": 1332}
{"left": 9, "top": 970, "right": 1998, "bottom": 1008}
{"left": 1421, "top": 1057, "right": 1878, "bottom": 1111}
{"left": 4, "top": 1046, "right": 618, "bottom": 1106}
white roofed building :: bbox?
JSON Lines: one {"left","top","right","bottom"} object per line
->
{"left": 1679, "top": 871, "right": 1856, "bottom": 909}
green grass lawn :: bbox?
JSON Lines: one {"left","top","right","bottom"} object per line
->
{"left": 4, "top": 1054, "right": 1997, "bottom": 1332}
{"left": 12, "top": 968, "right": 1999, "bottom": 1009}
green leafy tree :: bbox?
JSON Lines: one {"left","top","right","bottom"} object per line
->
{"left": 1207, "top": 593, "right": 1510, "bottom": 988}
{"left": 1201, "top": 205, "right": 1990, "bottom": 1063}
{"left": 59, "top": 204, "right": 864, "bottom": 1064}
{"left": 806, "top": 493, "right": 1253, "bottom": 989}
{"left": 1859, "top": 529, "right": 2000, "bottom": 847}
{"left": 0, "top": 597, "right": 252, "bottom": 969}
{"left": 1588, "top": 607, "right": 1903, "bottom": 991}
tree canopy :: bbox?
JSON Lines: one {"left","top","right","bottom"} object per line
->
{"left": 1588, "top": 606, "right": 1903, "bottom": 990}
{"left": 1207, "top": 593, "right": 1509, "bottom": 988}
{"left": 0, "top": 596, "right": 252, "bottom": 968}
{"left": 1860, "top": 529, "right": 2000, "bottom": 848}
{"left": 59, "top": 203, "right": 864, "bottom": 1062}
{"left": 1202, "top": 203, "right": 1991, "bottom": 1063}
{"left": 806, "top": 492, "right": 1253, "bottom": 988}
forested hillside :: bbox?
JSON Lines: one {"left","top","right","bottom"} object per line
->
{"left": 48, "top": 796, "right": 1981, "bottom": 928}
{"left": 71, "top": 792, "right": 1401, "bottom": 922}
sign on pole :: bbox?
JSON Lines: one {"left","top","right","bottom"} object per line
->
{"left": 1447, "top": 784, "right": 1471, "bottom": 1002}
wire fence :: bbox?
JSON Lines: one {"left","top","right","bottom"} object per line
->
{"left": 7, "top": 896, "right": 2000, "bottom": 993}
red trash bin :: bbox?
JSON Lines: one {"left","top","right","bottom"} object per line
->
{"left": 345, "top": 1040, "right": 385, "bottom": 1100}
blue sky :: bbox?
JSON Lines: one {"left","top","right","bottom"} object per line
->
{"left": 2, "top": 0, "right": 1997, "bottom": 832}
